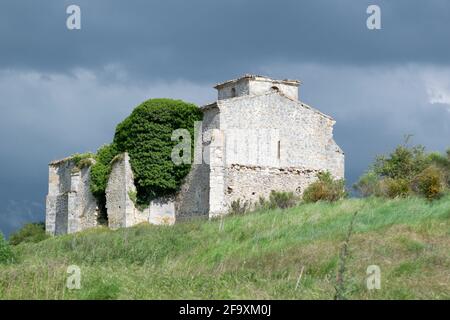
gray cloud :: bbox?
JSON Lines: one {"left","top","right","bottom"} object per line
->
{"left": 1, "top": 0, "right": 450, "bottom": 81}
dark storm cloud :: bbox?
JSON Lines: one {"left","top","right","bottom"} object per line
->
{"left": 1, "top": 1, "right": 450, "bottom": 237}
{"left": 1, "top": 0, "right": 450, "bottom": 81}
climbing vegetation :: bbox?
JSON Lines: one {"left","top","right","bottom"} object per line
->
{"left": 113, "top": 98, "right": 203, "bottom": 206}
{"left": 89, "top": 143, "right": 119, "bottom": 200}
{"left": 86, "top": 99, "right": 202, "bottom": 209}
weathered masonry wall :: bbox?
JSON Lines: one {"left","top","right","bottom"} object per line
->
{"left": 225, "top": 165, "right": 320, "bottom": 206}
{"left": 208, "top": 129, "right": 226, "bottom": 218}
{"left": 175, "top": 163, "right": 210, "bottom": 221}
{"left": 46, "top": 158, "right": 98, "bottom": 235}
{"left": 214, "top": 91, "right": 344, "bottom": 210}
{"left": 105, "top": 152, "right": 211, "bottom": 229}
{"left": 218, "top": 92, "right": 344, "bottom": 177}
{"left": 248, "top": 80, "right": 299, "bottom": 101}
{"left": 105, "top": 153, "right": 149, "bottom": 229}
{"left": 67, "top": 165, "right": 98, "bottom": 233}
{"left": 216, "top": 76, "right": 299, "bottom": 101}
{"left": 217, "top": 80, "right": 250, "bottom": 100}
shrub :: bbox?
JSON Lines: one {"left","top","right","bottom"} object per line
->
{"left": 303, "top": 171, "right": 346, "bottom": 203}
{"left": 268, "top": 191, "right": 298, "bottom": 209}
{"left": 0, "top": 232, "right": 14, "bottom": 264}
{"left": 412, "top": 165, "right": 445, "bottom": 201}
{"left": 229, "top": 199, "right": 251, "bottom": 215}
{"left": 356, "top": 142, "right": 450, "bottom": 199}
{"left": 373, "top": 144, "right": 430, "bottom": 180}
{"left": 257, "top": 196, "right": 271, "bottom": 210}
{"left": 256, "top": 191, "right": 299, "bottom": 210}
{"left": 428, "top": 151, "right": 450, "bottom": 187}
{"left": 71, "top": 153, "right": 95, "bottom": 170}
{"left": 353, "top": 170, "right": 380, "bottom": 197}
{"left": 378, "top": 178, "right": 410, "bottom": 198}
{"left": 8, "top": 222, "right": 49, "bottom": 246}
{"left": 113, "top": 98, "right": 203, "bottom": 205}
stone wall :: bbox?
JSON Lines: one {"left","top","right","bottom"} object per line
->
{"left": 216, "top": 76, "right": 299, "bottom": 101}
{"left": 218, "top": 92, "right": 344, "bottom": 177}
{"left": 105, "top": 152, "right": 209, "bottom": 228}
{"left": 248, "top": 80, "right": 299, "bottom": 101}
{"left": 225, "top": 164, "right": 320, "bottom": 206}
{"left": 217, "top": 79, "right": 250, "bottom": 100}
{"left": 46, "top": 158, "right": 98, "bottom": 235}
{"left": 212, "top": 90, "right": 344, "bottom": 211}
{"left": 67, "top": 165, "right": 98, "bottom": 233}
{"left": 171, "top": 106, "right": 223, "bottom": 220}
{"left": 175, "top": 163, "right": 210, "bottom": 221}
{"left": 208, "top": 129, "right": 227, "bottom": 218}
{"left": 105, "top": 153, "right": 149, "bottom": 229}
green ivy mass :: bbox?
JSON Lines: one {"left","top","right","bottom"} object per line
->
{"left": 89, "top": 98, "right": 203, "bottom": 208}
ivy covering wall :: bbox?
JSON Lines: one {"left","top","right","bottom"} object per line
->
{"left": 88, "top": 98, "right": 202, "bottom": 209}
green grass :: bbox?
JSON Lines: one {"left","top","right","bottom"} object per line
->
{"left": 1, "top": 196, "right": 449, "bottom": 299}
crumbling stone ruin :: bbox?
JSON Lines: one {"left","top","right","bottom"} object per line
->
{"left": 46, "top": 75, "right": 344, "bottom": 235}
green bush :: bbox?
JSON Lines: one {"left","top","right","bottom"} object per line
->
{"left": 412, "top": 166, "right": 446, "bottom": 201}
{"left": 373, "top": 144, "right": 430, "bottom": 180}
{"left": 0, "top": 232, "right": 14, "bottom": 264}
{"left": 9, "top": 222, "right": 49, "bottom": 246}
{"left": 268, "top": 191, "right": 298, "bottom": 209}
{"left": 229, "top": 199, "right": 251, "bottom": 215}
{"left": 303, "top": 171, "right": 346, "bottom": 203}
{"left": 356, "top": 143, "right": 450, "bottom": 199}
{"left": 256, "top": 191, "right": 299, "bottom": 210}
{"left": 379, "top": 178, "right": 410, "bottom": 198}
{"left": 113, "top": 98, "right": 202, "bottom": 205}
{"left": 428, "top": 151, "right": 450, "bottom": 187}
{"left": 353, "top": 170, "right": 381, "bottom": 197}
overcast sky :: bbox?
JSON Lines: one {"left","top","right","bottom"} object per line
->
{"left": 1, "top": 0, "right": 450, "bottom": 237}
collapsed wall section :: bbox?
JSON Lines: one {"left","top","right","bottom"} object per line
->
{"left": 105, "top": 153, "right": 149, "bottom": 229}
{"left": 67, "top": 165, "right": 99, "bottom": 233}
{"left": 105, "top": 149, "right": 212, "bottom": 228}
{"left": 174, "top": 163, "right": 210, "bottom": 221}
{"left": 45, "top": 158, "right": 98, "bottom": 235}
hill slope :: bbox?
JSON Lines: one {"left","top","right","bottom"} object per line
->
{"left": 1, "top": 196, "right": 449, "bottom": 299}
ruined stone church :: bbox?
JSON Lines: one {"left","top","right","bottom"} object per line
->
{"left": 46, "top": 75, "right": 344, "bottom": 235}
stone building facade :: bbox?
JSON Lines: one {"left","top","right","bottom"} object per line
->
{"left": 46, "top": 74, "right": 344, "bottom": 235}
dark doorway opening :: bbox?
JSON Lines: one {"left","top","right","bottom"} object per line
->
{"left": 96, "top": 194, "right": 108, "bottom": 226}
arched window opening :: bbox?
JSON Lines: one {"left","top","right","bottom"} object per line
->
{"left": 271, "top": 86, "right": 280, "bottom": 92}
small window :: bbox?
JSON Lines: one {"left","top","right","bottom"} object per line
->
{"left": 271, "top": 86, "right": 280, "bottom": 92}
{"left": 231, "top": 87, "right": 236, "bottom": 97}
{"left": 277, "top": 140, "right": 281, "bottom": 159}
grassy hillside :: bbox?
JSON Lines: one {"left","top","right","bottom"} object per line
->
{"left": 1, "top": 196, "right": 449, "bottom": 300}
